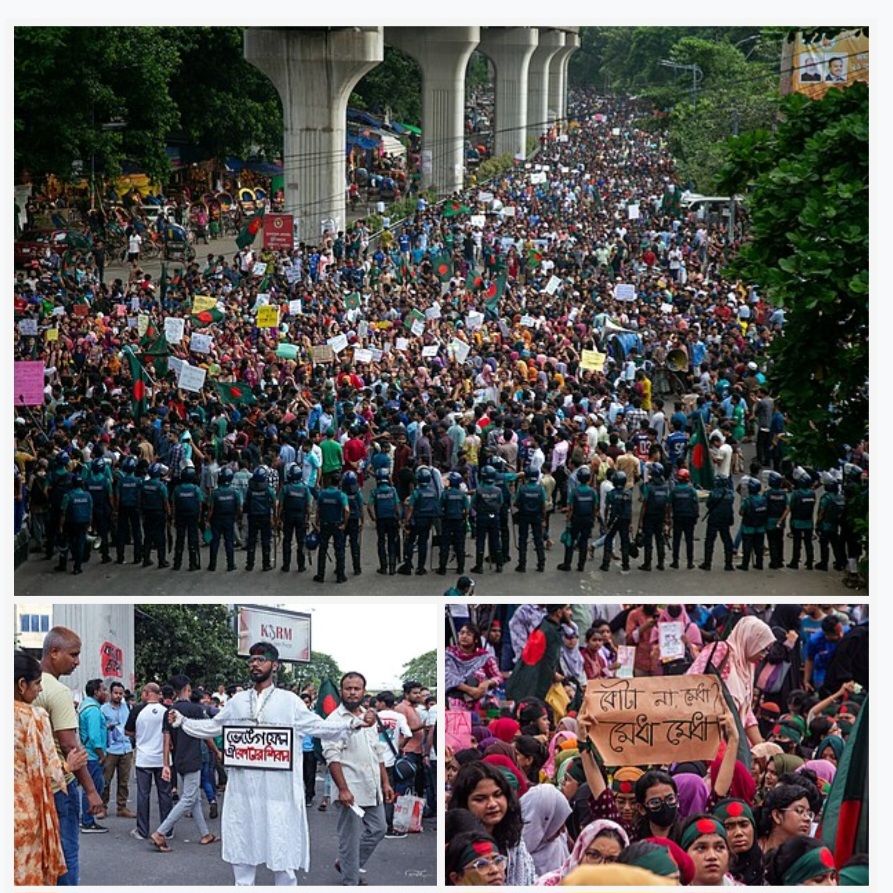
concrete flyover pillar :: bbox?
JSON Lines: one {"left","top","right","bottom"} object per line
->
{"left": 527, "top": 29, "right": 565, "bottom": 143}
{"left": 548, "top": 27, "right": 580, "bottom": 126}
{"left": 244, "top": 27, "right": 384, "bottom": 242}
{"left": 386, "top": 27, "right": 480, "bottom": 197}
{"left": 478, "top": 27, "right": 538, "bottom": 160}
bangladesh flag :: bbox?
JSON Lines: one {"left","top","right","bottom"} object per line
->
{"left": 504, "top": 617, "right": 564, "bottom": 703}
{"left": 527, "top": 248, "right": 543, "bottom": 269}
{"left": 466, "top": 270, "right": 484, "bottom": 292}
{"left": 484, "top": 272, "right": 507, "bottom": 313}
{"left": 821, "top": 694, "right": 868, "bottom": 867}
{"left": 236, "top": 209, "right": 265, "bottom": 250}
{"left": 688, "top": 413, "right": 715, "bottom": 490}
{"left": 141, "top": 333, "right": 170, "bottom": 379}
{"left": 443, "top": 200, "right": 471, "bottom": 217}
{"left": 125, "top": 348, "right": 149, "bottom": 422}
{"left": 312, "top": 677, "right": 341, "bottom": 760}
{"left": 191, "top": 307, "right": 225, "bottom": 327}
{"left": 214, "top": 381, "right": 257, "bottom": 407}
{"left": 345, "top": 292, "right": 361, "bottom": 310}
{"left": 433, "top": 252, "right": 453, "bottom": 282}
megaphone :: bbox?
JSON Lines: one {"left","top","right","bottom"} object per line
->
{"left": 604, "top": 319, "right": 633, "bottom": 336}
{"left": 667, "top": 346, "right": 689, "bottom": 372}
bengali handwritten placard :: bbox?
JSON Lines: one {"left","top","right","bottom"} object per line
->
{"left": 164, "top": 317, "right": 185, "bottom": 344}
{"left": 256, "top": 305, "right": 279, "bottom": 328}
{"left": 544, "top": 275, "right": 562, "bottom": 295}
{"left": 450, "top": 339, "right": 471, "bottom": 364}
{"left": 288, "top": 299, "right": 303, "bottom": 316}
{"left": 410, "top": 319, "right": 425, "bottom": 338}
{"left": 445, "top": 710, "right": 472, "bottom": 753}
{"left": 178, "top": 363, "right": 207, "bottom": 393}
{"left": 395, "top": 337, "right": 409, "bottom": 352}
{"left": 580, "top": 350, "right": 607, "bottom": 373}
{"left": 17, "top": 319, "right": 38, "bottom": 337}
{"left": 613, "top": 283, "right": 637, "bottom": 302}
{"left": 190, "top": 333, "right": 212, "bottom": 355}
{"left": 353, "top": 348, "right": 373, "bottom": 364}
{"left": 421, "top": 344, "right": 439, "bottom": 358}
{"left": 192, "top": 295, "right": 217, "bottom": 313}
{"left": 311, "top": 344, "right": 334, "bottom": 364}
{"left": 327, "top": 333, "right": 348, "bottom": 354}
{"left": 14, "top": 361, "right": 46, "bottom": 405}
{"left": 222, "top": 725, "right": 294, "bottom": 771}
{"left": 578, "top": 674, "right": 724, "bottom": 765}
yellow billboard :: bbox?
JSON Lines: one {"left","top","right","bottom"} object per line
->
{"left": 792, "top": 29, "right": 869, "bottom": 99}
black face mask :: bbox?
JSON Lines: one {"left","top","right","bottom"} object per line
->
{"left": 667, "top": 605, "right": 683, "bottom": 619}
{"left": 646, "top": 802, "right": 678, "bottom": 828}
{"left": 758, "top": 717, "right": 775, "bottom": 739}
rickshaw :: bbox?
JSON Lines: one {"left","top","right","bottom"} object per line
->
{"left": 253, "top": 187, "right": 267, "bottom": 210}
{"left": 217, "top": 192, "right": 240, "bottom": 235}
{"left": 189, "top": 200, "right": 210, "bottom": 243}
{"left": 162, "top": 222, "right": 196, "bottom": 262}
{"left": 238, "top": 187, "right": 256, "bottom": 215}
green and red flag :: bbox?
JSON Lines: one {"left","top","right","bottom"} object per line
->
{"left": 466, "top": 270, "right": 484, "bottom": 292}
{"left": 443, "top": 200, "right": 471, "bottom": 217}
{"left": 125, "top": 348, "right": 149, "bottom": 422}
{"left": 821, "top": 693, "right": 868, "bottom": 867}
{"left": 214, "top": 380, "right": 257, "bottom": 407}
{"left": 141, "top": 333, "right": 170, "bottom": 379}
{"left": 345, "top": 292, "right": 361, "bottom": 311}
{"left": 688, "top": 413, "right": 715, "bottom": 490}
{"left": 236, "top": 209, "right": 265, "bottom": 250}
{"left": 527, "top": 248, "right": 543, "bottom": 269}
{"left": 314, "top": 678, "right": 341, "bottom": 719}
{"left": 504, "top": 616, "right": 564, "bottom": 703}
{"left": 190, "top": 307, "right": 225, "bottom": 327}
{"left": 484, "top": 272, "right": 507, "bottom": 313}
{"left": 433, "top": 252, "right": 453, "bottom": 282}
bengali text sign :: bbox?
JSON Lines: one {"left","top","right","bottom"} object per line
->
{"left": 222, "top": 725, "right": 294, "bottom": 771}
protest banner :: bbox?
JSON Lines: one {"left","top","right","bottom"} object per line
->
{"left": 256, "top": 305, "right": 279, "bottom": 328}
{"left": 613, "top": 283, "right": 637, "bottom": 302}
{"left": 190, "top": 333, "right": 212, "bottom": 355}
{"left": 192, "top": 295, "right": 217, "bottom": 313}
{"left": 326, "top": 333, "right": 348, "bottom": 354}
{"left": 263, "top": 213, "right": 294, "bottom": 251}
{"left": 164, "top": 317, "right": 185, "bottom": 344}
{"left": 445, "top": 711, "right": 473, "bottom": 753}
{"left": 45, "top": 328, "right": 59, "bottom": 342}
{"left": 178, "top": 363, "right": 207, "bottom": 393}
{"left": 222, "top": 726, "right": 294, "bottom": 771}
{"left": 450, "top": 339, "right": 471, "bottom": 364}
{"left": 421, "top": 344, "right": 439, "bottom": 358}
{"left": 580, "top": 349, "right": 607, "bottom": 372}
{"left": 288, "top": 299, "right": 303, "bottom": 316}
{"left": 276, "top": 343, "right": 298, "bottom": 361}
{"left": 353, "top": 347, "right": 373, "bottom": 364}
{"left": 311, "top": 344, "right": 334, "bottom": 364}
{"left": 578, "top": 675, "right": 725, "bottom": 765}
{"left": 17, "top": 319, "right": 38, "bottom": 337}
{"left": 14, "top": 360, "right": 46, "bottom": 405}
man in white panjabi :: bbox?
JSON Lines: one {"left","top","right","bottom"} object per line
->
{"left": 168, "top": 642, "right": 375, "bottom": 886}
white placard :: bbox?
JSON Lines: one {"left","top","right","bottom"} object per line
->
{"left": 658, "top": 621, "right": 685, "bottom": 662}
{"left": 137, "top": 314, "right": 150, "bottom": 337}
{"left": 612, "top": 127, "right": 621, "bottom": 135}
{"left": 53, "top": 306, "right": 67, "bottom": 317}
{"left": 530, "top": 172, "right": 546, "bottom": 185}
{"left": 395, "top": 337, "right": 409, "bottom": 351}
{"left": 470, "top": 215, "right": 486, "bottom": 228}
{"left": 541, "top": 165, "right": 550, "bottom": 172}
{"left": 222, "top": 725, "right": 293, "bottom": 771}
{"left": 498, "top": 320, "right": 511, "bottom": 338}
{"left": 410, "top": 319, "right": 425, "bottom": 338}
{"left": 178, "top": 363, "right": 207, "bottom": 393}
{"left": 130, "top": 296, "right": 141, "bottom": 312}
{"left": 425, "top": 304, "right": 441, "bottom": 320}
{"left": 465, "top": 312, "right": 484, "bottom": 330}
{"left": 164, "top": 317, "right": 185, "bottom": 344}
{"left": 327, "top": 333, "right": 348, "bottom": 354}
{"left": 450, "top": 339, "right": 471, "bottom": 364}
{"left": 501, "top": 206, "right": 516, "bottom": 217}
{"left": 613, "top": 283, "right": 637, "bottom": 302}
{"left": 288, "top": 299, "right": 303, "bottom": 315}
{"left": 627, "top": 203, "right": 640, "bottom": 220}
{"left": 544, "top": 275, "right": 562, "bottom": 295}
{"left": 168, "top": 356, "right": 184, "bottom": 376}
{"left": 190, "top": 333, "right": 212, "bottom": 354}
{"left": 520, "top": 314, "right": 536, "bottom": 328}
{"left": 353, "top": 348, "right": 373, "bottom": 364}
{"left": 17, "top": 319, "right": 38, "bottom": 336}
{"left": 421, "top": 344, "right": 438, "bottom": 358}
{"left": 559, "top": 134, "right": 569, "bottom": 143}
{"left": 370, "top": 348, "right": 383, "bottom": 362}
{"left": 478, "top": 191, "right": 494, "bottom": 204}
{"left": 660, "top": 302, "right": 675, "bottom": 314}
{"left": 285, "top": 266, "right": 301, "bottom": 284}
{"left": 617, "top": 645, "right": 636, "bottom": 678}
{"left": 252, "top": 261, "right": 267, "bottom": 278}
{"left": 357, "top": 319, "right": 369, "bottom": 338}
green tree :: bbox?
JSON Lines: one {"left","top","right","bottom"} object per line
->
{"left": 717, "top": 82, "right": 868, "bottom": 470}
{"left": 401, "top": 650, "right": 436, "bottom": 689}
{"left": 290, "top": 651, "right": 343, "bottom": 693}
{"left": 350, "top": 46, "right": 421, "bottom": 126}
{"left": 134, "top": 604, "right": 245, "bottom": 688}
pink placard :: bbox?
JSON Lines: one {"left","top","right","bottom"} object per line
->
{"left": 445, "top": 710, "right": 472, "bottom": 753}
{"left": 14, "top": 361, "right": 46, "bottom": 406}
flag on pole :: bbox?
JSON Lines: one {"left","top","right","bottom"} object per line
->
{"left": 125, "top": 348, "right": 150, "bottom": 422}
{"left": 345, "top": 292, "right": 361, "bottom": 310}
{"left": 443, "top": 200, "right": 472, "bottom": 217}
{"left": 190, "top": 307, "right": 225, "bottom": 327}
{"left": 236, "top": 209, "right": 265, "bottom": 250}
{"left": 466, "top": 270, "right": 484, "bottom": 292}
{"left": 688, "top": 413, "right": 715, "bottom": 490}
{"left": 433, "top": 252, "right": 453, "bottom": 282}
{"left": 484, "top": 272, "right": 507, "bottom": 313}
{"left": 214, "top": 381, "right": 257, "bottom": 407}
{"left": 141, "top": 333, "right": 170, "bottom": 379}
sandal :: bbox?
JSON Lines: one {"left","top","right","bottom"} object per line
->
{"left": 318, "top": 797, "right": 329, "bottom": 812}
{"left": 200, "top": 834, "right": 219, "bottom": 845}
{"left": 150, "top": 831, "right": 172, "bottom": 853}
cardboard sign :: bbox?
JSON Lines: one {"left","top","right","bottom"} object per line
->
{"left": 169, "top": 356, "right": 184, "bottom": 377}
{"left": 580, "top": 350, "right": 607, "bottom": 372}
{"left": 190, "top": 333, "right": 212, "bottom": 355}
{"left": 465, "top": 312, "right": 484, "bottom": 330}
{"left": 164, "top": 317, "right": 185, "bottom": 344}
{"left": 445, "top": 710, "right": 472, "bottom": 753}
{"left": 285, "top": 266, "right": 301, "bottom": 284}
{"left": 137, "top": 315, "right": 150, "bottom": 338}
{"left": 327, "top": 333, "right": 348, "bottom": 354}
{"left": 530, "top": 171, "right": 547, "bottom": 185}
{"left": 410, "top": 319, "right": 425, "bottom": 338}
{"left": 616, "top": 646, "right": 636, "bottom": 679}
{"left": 613, "top": 283, "right": 637, "bottom": 302}
{"left": 370, "top": 348, "right": 383, "bottom": 362}
{"left": 658, "top": 621, "right": 686, "bottom": 662}
{"left": 17, "top": 319, "right": 38, "bottom": 336}
{"left": 660, "top": 302, "right": 675, "bottom": 314}
{"left": 256, "top": 305, "right": 279, "bottom": 328}
{"left": 45, "top": 328, "right": 59, "bottom": 342}
{"left": 425, "top": 304, "right": 441, "bottom": 320}
{"left": 276, "top": 343, "right": 298, "bottom": 360}
{"left": 14, "top": 360, "right": 46, "bottom": 405}
{"left": 450, "top": 339, "right": 471, "bottom": 364}
{"left": 396, "top": 337, "right": 409, "bottom": 351}
{"left": 578, "top": 675, "right": 724, "bottom": 766}
{"left": 252, "top": 261, "right": 267, "bottom": 278}
{"left": 520, "top": 314, "right": 536, "bottom": 328}
{"left": 477, "top": 191, "right": 494, "bottom": 204}
{"left": 498, "top": 319, "right": 511, "bottom": 338}
{"left": 222, "top": 725, "right": 294, "bottom": 771}
{"left": 357, "top": 320, "right": 369, "bottom": 339}
{"left": 628, "top": 203, "right": 640, "bottom": 220}
{"left": 544, "top": 275, "right": 562, "bottom": 295}
{"left": 421, "top": 344, "right": 439, "bottom": 358}
{"left": 470, "top": 214, "right": 486, "bottom": 228}
{"left": 288, "top": 299, "right": 303, "bottom": 316}
{"left": 311, "top": 344, "right": 334, "bottom": 364}
{"left": 178, "top": 363, "right": 207, "bottom": 393}
{"left": 501, "top": 206, "right": 516, "bottom": 217}
{"left": 353, "top": 347, "right": 373, "bottom": 364}
{"left": 72, "top": 303, "right": 89, "bottom": 317}
{"left": 192, "top": 295, "right": 217, "bottom": 313}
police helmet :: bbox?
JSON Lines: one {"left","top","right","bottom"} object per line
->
{"left": 844, "top": 463, "right": 863, "bottom": 482}
{"left": 56, "top": 451, "right": 70, "bottom": 467}
{"left": 525, "top": 467, "right": 540, "bottom": 481}
{"left": 613, "top": 470, "right": 627, "bottom": 488}
{"left": 181, "top": 466, "right": 197, "bottom": 483}
{"left": 448, "top": 472, "right": 463, "bottom": 488}
{"left": 577, "top": 466, "right": 592, "bottom": 483}
{"left": 480, "top": 465, "right": 496, "bottom": 483}
{"left": 304, "top": 531, "right": 320, "bottom": 551}
{"left": 767, "top": 471, "right": 783, "bottom": 488}
{"left": 796, "top": 470, "right": 813, "bottom": 487}
{"left": 148, "top": 462, "right": 163, "bottom": 478}
{"left": 375, "top": 468, "right": 391, "bottom": 483}
{"left": 91, "top": 457, "right": 105, "bottom": 475}
{"left": 287, "top": 463, "right": 302, "bottom": 483}
{"left": 489, "top": 456, "right": 506, "bottom": 472}
{"left": 122, "top": 456, "right": 138, "bottom": 473}
{"left": 676, "top": 468, "right": 691, "bottom": 483}
{"left": 218, "top": 467, "right": 234, "bottom": 486}
{"left": 824, "top": 480, "right": 839, "bottom": 493}
{"left": 748, "top": 478, "right": 762, "bottom": 494}
{"left": 252, "top": 467, "right": 268, "bottom": 484}
{"left": 416, "top": 467, "right": 432, "bottom": 485}
{"left": 650, "top": 462, "right": 664, "bottom": 482}
{"left": 342, "top": 471, "right": 359, "bottom": 493}
{"left": 71, "top": 471, "right": 83, "bottom": 486}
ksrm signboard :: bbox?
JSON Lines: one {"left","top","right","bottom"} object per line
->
{"left": 236, "top": 605, "right": 312, "bottom": 663}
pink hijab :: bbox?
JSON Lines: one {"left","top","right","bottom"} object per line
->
{"left": 536, "top": 819, "right": 630, "bottom": 886}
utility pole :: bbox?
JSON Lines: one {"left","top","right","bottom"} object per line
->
{"left": 660, "top": 59, "right": 704, "bottom": 105}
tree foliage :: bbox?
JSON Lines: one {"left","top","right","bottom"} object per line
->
{"left": 401, "top": 650, "right": 437, "bottom": 689}
{"left": 350, "top": 46, "right": 421, "bottom": 126}
{"left": 134, "top": 604, "right": 245, "bottom": 688}
{"left": 717, "top": 81, "right": 868, "bottom": 468}
{"left": 289, "top": 651, "right": 343, "bottom": 693}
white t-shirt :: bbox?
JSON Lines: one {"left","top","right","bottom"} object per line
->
{"left": 134, "top": 701, "right": 167, "bottom": 768}
{"left": 128, "top": 233, "right": 142, "bottom": 254}
{"left": 376, "top": 709, "right": 411, "bottom": 768}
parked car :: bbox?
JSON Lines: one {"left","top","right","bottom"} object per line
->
{"left": 14, "top": 228, "right": 68, "bottom": 267}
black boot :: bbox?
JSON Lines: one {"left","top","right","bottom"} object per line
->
{"left": 436, "top": 566, "right": 447, "bottom": 575}
{"left": 557, "top": 544, "right": 573, "bottom": 571}
{"left": 515, "top": 563, "right": 526, "bottom": 572}
{"left": 189, "top": 551, "right": 200, "bottom": 571}
{"left": 397, "top": 563, "right": 413, "bottom": 575}
{"left": 207, "top": 560, "right": 216, "bottom": 572}
{"left": 470, "top": 554, "right": 484, "bottom": 574}
{"left": 377, "top": 565, "right": 388, "bottom": 575}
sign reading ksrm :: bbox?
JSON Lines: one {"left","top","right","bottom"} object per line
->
{"left": 236, "top": 605, "right": 312, "bottom": 663}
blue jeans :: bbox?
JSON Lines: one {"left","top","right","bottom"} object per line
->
{"left": 81, "top": 760, "right": 105, "bottom": 826}
{"left": 200, "top": 755, "right": 216, "bottom": 804}
{"left": 55, "top": 781, "right": 80, "bottom": 885}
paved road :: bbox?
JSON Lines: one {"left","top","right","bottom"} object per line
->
{"left": 79, "top": 775, "right": 436, "bottom": 886}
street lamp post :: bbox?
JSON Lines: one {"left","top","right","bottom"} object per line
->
{"left": 659, "top": 59, "right": 704, "bottom": 104}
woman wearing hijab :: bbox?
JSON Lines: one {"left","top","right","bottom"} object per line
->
{"left": 488, "top": 717, "right": 521, "bottom": 744}
{"left": 750, "top": 741, "right": 783, "bottom": 796}
{"left": 815, "top": 735, "right": 845, "bottom": 766}
{"left": 713, "top": 798, "right": 764, "bottom": 886}
{"left": 483, "top": 753, "right": 530, "bottom": 797}
{"left": 798, "top": 759, "right": 837, "bottom": 796}
{"left": 764, "top": 752, "right": 805, "bottom": 789}
{"left": 537, "top": 818, "right": 629, "bottom": 885}
{"left": 673, "top": 773, "right": 710, "bottom": 819}
{"left": 446, "top": 622, "right": 503, "bottom": 711}
{"left": 520, "top": 783, "right": 572, "bottom": 877}
{"left": 686, "top": 615, "right": 777, "bottom": 745}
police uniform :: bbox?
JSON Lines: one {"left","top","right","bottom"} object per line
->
{"left": 46, "top": 467, "right": 73, "bottom": 561}
{"left": 344, "top": 487, "right": 364, "bottom": 575}
{"left": 470, "top": 483, "right": 504, "bottom": 573}
{"left": 314, "top": 485, "right": 348, "bottom": 583}
{"left": 495, "top": 472, "right": 515, "bottom": 565}
{"left": 278, "top": 480, "right": 312, "bottom": 573}
{"left": 370, "top": 482, "right": 400, "bottom": 575}
{"left": 669, "top": 483, "right": 699, "bottom": 569}
{"left": 601, "top": 487, "right": 632, "bottom": 572}
{"left": 700, "top": 483, "right": 735, "bottom": 571}
{"left": 399, "top": 481, "right": 441, "bottom": 575}
{"left": 59, "top": 482, "right": 93, "bottom": 574}
{"left": 514, "top": 481, "right": 546, "bottom": 572}
{"left": 171, "top": 479, "right": 204, "bottom": 570}
{"left": 638, "top": 480, "right": 670, "bottom": 570}
{"left": 140, "top": 476, "right": 170, "bottom": 567}
{"left": 84, "top": 470, "right": 114, "bottom": 563}
{"left": 765, "top": 485, "right": 788, "bottom": 569}
{"left": 438, "top": 487, "right": 469, "bottom": 575}
{"left": 115, "top": 472, "right": 143, "bottom": 564}
{"left": 245, "top": 478, "right": 276, "bottom": 571}
{"left": 208, "top": 482, "right": 241, "bottom": 571}
{"left": 559, "top": 482, "right": 597, "bottom": 572}
{"left": 738, "top": 493, "right": 767, "bottom": 571}
{"left": 816, "top": 489, "right": 846, "bottom": 571}
{"left": 787, "top": 485, "right": 816, "bottom": 569}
